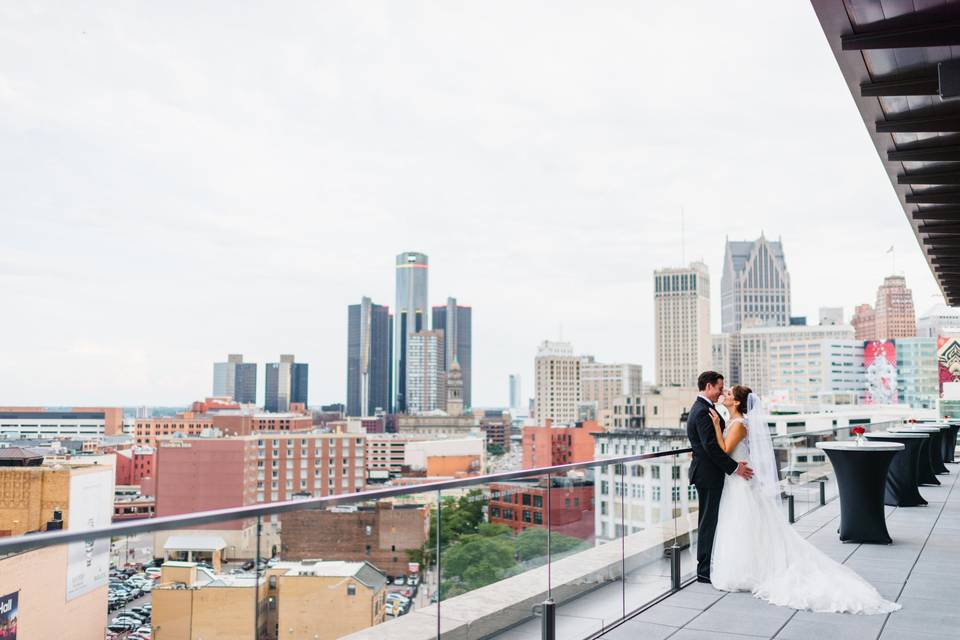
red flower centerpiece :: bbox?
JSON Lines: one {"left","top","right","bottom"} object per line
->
{"left": 852, "top": 426, "right": 866, "bottom": 445}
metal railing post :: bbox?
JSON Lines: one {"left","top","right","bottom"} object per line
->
{"left": 670, "top": 545, "right": 681, "bottom": 591}
{"left": 540, "top": 599, "right": 556, "bottom": 640}
{"left": 787, "top": 494, "right": 795, "bottom": 524}
{"left": 819, "top": 480, "right": 826, "bottom": 506}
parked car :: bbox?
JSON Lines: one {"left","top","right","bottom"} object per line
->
{"left": 408, "top": 574, "right": 420, "bottom": 586}
{"left": 392, "top": 575, "right": 406, "bottom": 586}
{"left": 242, "top": 560, "right": 256, "bottom": 571}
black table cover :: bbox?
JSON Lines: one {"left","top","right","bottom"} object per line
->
{"left": 863, "top": 432, "right": 928, "bottom": 507}
{"left": 817, "top": 442, "right": 901, "bottom": 544}
{"left": 893, "top": 426, "right": 948, "bottom": 477}
{"left": 944, "top": 422, "right": 959, "bottom": 464}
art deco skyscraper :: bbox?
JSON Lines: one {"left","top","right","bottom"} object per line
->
{"left": 432, "top": 297, "right": 472, "bottom": 409}
{"left": 720, "top": 235, "right": 791, "bottom": 333}
{"left": 346, "top": 297, "right": 392, "bottom": 417}
{"left": 394, "top": 252, "right": 429, "bottom": 412}
{"left": 654, "top": 262, "right": 711, "bottom": 386}
{"left": 874, "top": 275, "right": 917, "bottom": 340}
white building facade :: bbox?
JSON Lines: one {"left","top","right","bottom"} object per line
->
{"left": 654, "top": 262, "right": 711, "bottom": 387}
{"left": 534, "top": 341, "right": 582, "bottom": 424}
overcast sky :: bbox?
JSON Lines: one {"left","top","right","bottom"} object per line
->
{"left": 0, "top": 1, "right": 945, "bottom": 408}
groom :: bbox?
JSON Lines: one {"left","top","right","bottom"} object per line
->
{"left": 687, "top": 371, "right": 753, "bottom": 584}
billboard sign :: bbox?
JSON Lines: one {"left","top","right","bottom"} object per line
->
{"left": 0, "top": 591, "right": 18, "bottom": 639}
{"left": 864, "top": 340, "right": 898, "bottom": 405}
{"left": 939, "top": 336, "right": 960, "bottom": 400}
{"left": 65, "top": 470, "right": 112, "bottom": 601}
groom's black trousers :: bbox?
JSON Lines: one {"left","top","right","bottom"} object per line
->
{"left": 695, "top": 484, "right": 723, "bottom": 581}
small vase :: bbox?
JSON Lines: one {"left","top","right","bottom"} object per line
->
{"left": 856, "top": 435, "right": 864, "bottom": 446}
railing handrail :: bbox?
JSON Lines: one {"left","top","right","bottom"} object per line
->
{"left": 0, "top": 446, "right": 693, "bottom": 556}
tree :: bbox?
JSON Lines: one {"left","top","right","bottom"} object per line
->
{"left": 426, "top": 489, "right": 489, "bottom": 564}
{"left": 439, "top": 534, "right": 518, "bottom": 595}
{"left": 514, "top": 528, "right": 588, "bottom": 563}
{"left": 487, "top": 444, "right": 505, "bottom": 456}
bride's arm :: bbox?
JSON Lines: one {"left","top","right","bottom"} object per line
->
{"left": 709, "top": 410, "right": 746, "bottom": 454}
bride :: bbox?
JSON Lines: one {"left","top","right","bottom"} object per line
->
{"left": 707, "top": 384, "right": 900, "bottom": 614}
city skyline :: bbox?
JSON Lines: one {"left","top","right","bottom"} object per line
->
{"left": 1, "top": 2, "right": 947, "bottom": 407}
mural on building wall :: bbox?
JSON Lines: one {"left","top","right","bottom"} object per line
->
{"left": 938, "top": 336, "right": 960, "bottom": 400}
{"left": 864, "top": 340, "right": 898, "bottom": 404}
{"left": 0, "top": 590, "right": 18, "bottom": 639}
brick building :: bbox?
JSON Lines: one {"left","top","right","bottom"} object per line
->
{"left": 135, "top": 409, "right": 313, "bottom": 447}
{"left": 476, "top": 409, "right": 511, "bottom": 451}
{"left": 280, "top": 502, "right": 428, "bottom": 576}
{"left": 488, "top": 477, "right": 595, "bottom": 539}
{"left": 522, "top": 419, "right": 603, "bottom": 469}
{"left": 114, "top": 445, "right": 155, "bottom": 487}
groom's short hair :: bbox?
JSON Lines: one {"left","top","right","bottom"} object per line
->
{"left": 697, "top": 371, "right": 724, "bottom": 391}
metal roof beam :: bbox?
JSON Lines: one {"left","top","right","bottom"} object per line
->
{"left": 889, "top": 144, "right": 960, "bottom": 162}
{"left": 913, "top": 207, "right": 960, "bottom": 220}
{"left": 918, "top": 222, "right": 960, "bottom": 234}
{"left": 877, "top": 113, "right": 960, "bottom": 133}
{"left": 898, "top": 169, "right": 960, "bottom": 185}
{"left": 906, "top": 191, "right": 960, "bottom": 205}
{"left": 841, "top": 18, "right": 960, "bottom": 50}
{"left": 861, "top": 69, "right": 939, "bottom": 96}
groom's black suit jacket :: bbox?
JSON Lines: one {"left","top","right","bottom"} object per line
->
{"left": 687, "top": 396, "right": 738, "bottom": 489}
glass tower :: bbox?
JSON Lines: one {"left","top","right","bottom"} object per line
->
{"left": 394, "top": 252, "right": 429, "bottom": 412}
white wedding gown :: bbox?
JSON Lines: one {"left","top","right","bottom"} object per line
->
{"left": 710, "top": 419, "right": 901, "bottom": 614}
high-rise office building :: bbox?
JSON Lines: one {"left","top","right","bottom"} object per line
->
{"left": 738, "top": 323, "right": 857, "bottom": 402}
{"left": 347, "top": 298, "right": 393, "bottom": 417}
{"left": 265, "top": 354, "right": 308, "bottom": 413}
{"left": 851, "top": 276, "right": 917, "bottom": 341}
{"left": 721, "top": 235, "right": 791, "bottom": 333}
{"left": 875, "top": 275, "right": 917, "bottom": 339}
{"left": 895, "top": 337, "right": 938, "bottom": 409}
{"left": 711, "top": 334, "right": 732, "bottom": 380}
{"left": 851, "top": 303, "right": 876, "bottom": 341}
{"left": 432, "top": 297, "right": 473, "bottom": 409}
{"left": 580, "top": 358, "right": 643, "bottom": 414}
{"left": 405, "top": 331, "right": 445, "bottom": 414}
{"left": 213, "top": 354, "right": 257, "bottom": 404}
{"left": 509, "top": 374, "right": 522, "bottom": 411}
{"left": 917, "top": 304, "right": 960, "bottom": 338}
{"left": 654, "top": 262, "right": 711, "bottom": 386}
{"left": 394, "top": 252, "right": 429, "bottom": 412}
{"left": 534, "top": 341, "right": 581, "bottom": 424}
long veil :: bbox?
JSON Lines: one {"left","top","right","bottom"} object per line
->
{"left": 746, "top": 393, "right": 781, "bottom": 505}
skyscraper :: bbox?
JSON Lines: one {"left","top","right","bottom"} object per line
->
{"left": 265, "top": 354, "right": 308, "bottom": 413}
{"left": 721, "top": 235, "right": 791, "bottom": 333}
{"left": 534, "top": 341, "right": 581, "bottom": 424}
{"left": 432, "top": 297, "right": 473, "bottom": 409}
{"left": 509, "top": 374, "right": 522, "bottom": 411}
{"left": 654, "top": 262, "right": 711, "bottom": 386}
{"left": 212, "top": 354, "right": 257, "bottom": 404}
{"left": 874, "top": 275, "right": 917, "bottom": 340}
{"left": 405, "top": 330, "right": 445, "bottom": 414}
{"left": 346, "top": 298, "right": 392, "bottom": 417}
{"left": 394, "top": 252, "right": 429, "bottom": 412}
{"left": 851, "top": 276, "right": 917, "bottom": 341}
{"left": 580, "top": 358, "right": 643, "bottom": 414}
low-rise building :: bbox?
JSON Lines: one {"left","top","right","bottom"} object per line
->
{"left": 641, "top": 386, "right": 698, "bottom": 429}
{"left": 522, "top": 420, "right": 603, "bottom": 469}
{"left": 0, "top": 406, "right": 124, "bottom": 440}
{"left": 152, "top": 559, "right": 387, "bottom": 640}
{"left": 488, "top": 477, "right": 595, "bottom": 539}
{"left": 279, "top": 501, "right": 428, "bottom": 576}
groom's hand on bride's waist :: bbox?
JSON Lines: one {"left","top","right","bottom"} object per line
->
{"left": 735, "top": 461, "right": 754, "bottom": 480}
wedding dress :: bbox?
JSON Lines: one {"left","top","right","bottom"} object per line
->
{"left": 710, "top": 397, "right": 901, "bottom": 615}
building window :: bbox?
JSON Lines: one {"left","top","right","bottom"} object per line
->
{"left": 522, "top": 511, "right": 532, "bottom": 523}
{"left": 533, "top": 512, "right": 543, "bottom": 525}
{"left": 347, "top": 584, "right": 356, "bottom": 596}
{"left": 533, "top": 495, "right": 543, "bottom": 508}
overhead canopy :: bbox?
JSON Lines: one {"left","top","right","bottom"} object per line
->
{"left": 163, "top": 534, "right": 226, "bottom": 552}
{"left": 812, "top": 1, "right": 960, "bottom": 305}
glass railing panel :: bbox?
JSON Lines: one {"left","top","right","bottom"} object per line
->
{"left": 107, "top": 533, "right": 156, "bottom": 638}
{"left": 550, "top": 463, "right": 620, "bottom": 640}
{"left": 437, "top": 474, "right": 550, "bottom": 640}
{"left": 618, "top": 452, "right": 678, "bottom": 615}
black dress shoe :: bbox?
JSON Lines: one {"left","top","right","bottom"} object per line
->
{"left": 696, "top": 576, "right": 712, "bottom": 584}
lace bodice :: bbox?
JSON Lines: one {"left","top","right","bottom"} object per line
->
{"left": 727, "top": 417, "right": 750, "bottom": 463}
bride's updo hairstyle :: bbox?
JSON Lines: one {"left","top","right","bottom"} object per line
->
{"left": 731, "top": 385, "right": 752, "bottom": 414}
